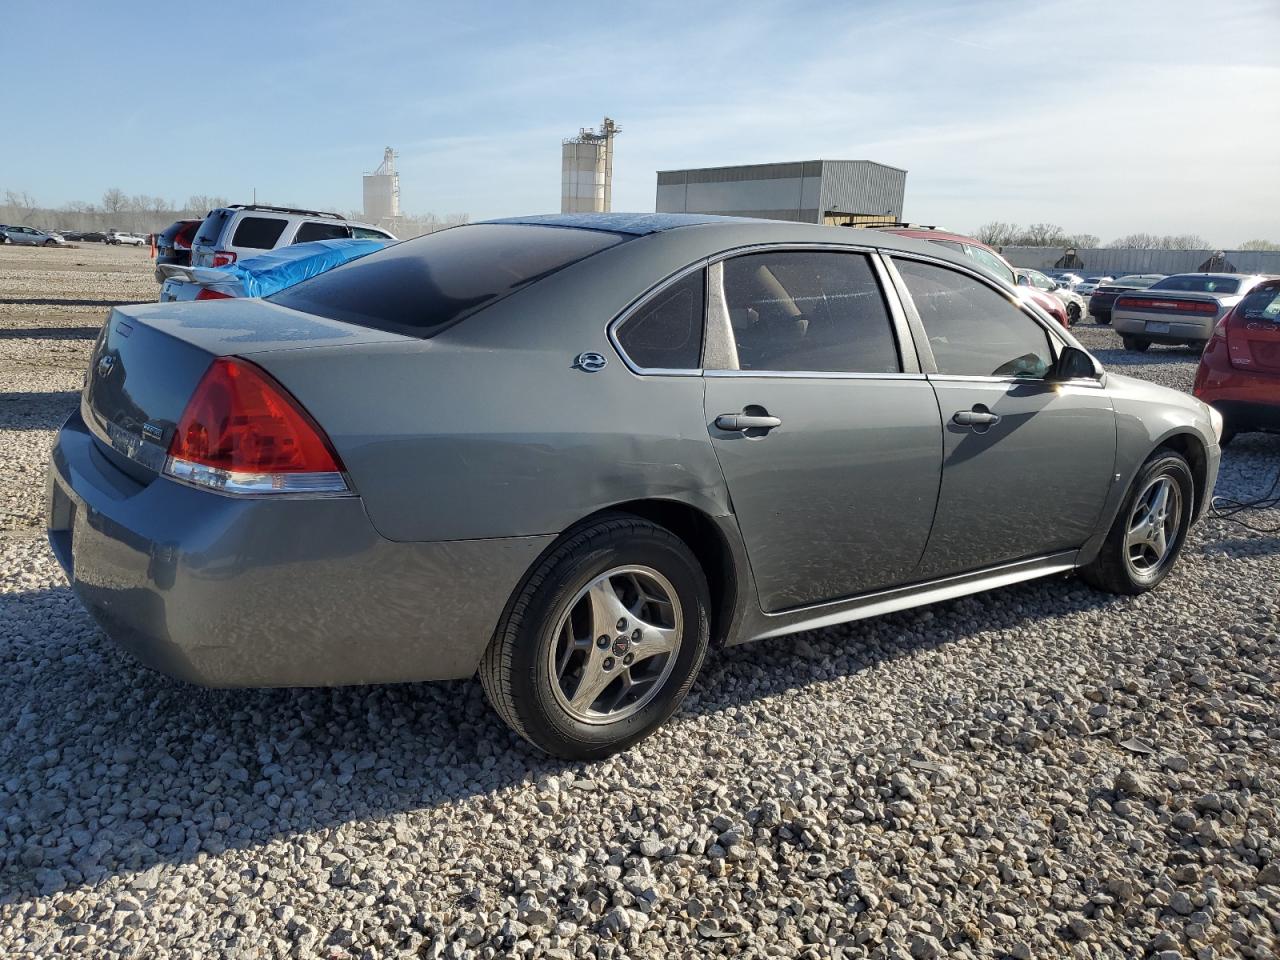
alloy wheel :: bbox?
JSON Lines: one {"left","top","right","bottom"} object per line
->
{"left": 547, "top": 565, "right": 682, "bottom": 724}
{"left": 1124, "top": 475, "right": 1183, "bottom": 576}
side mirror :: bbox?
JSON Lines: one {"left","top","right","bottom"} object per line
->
{"left": 1049, "top": 345, "right": 1101, "bottom": 382}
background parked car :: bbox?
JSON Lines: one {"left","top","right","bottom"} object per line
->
{"left": 1089, "top": 274, "right": 1166, "bottom": 324}
{"left": 158, "top": 238, "right": 389, "bottom": 301}
{"left": 1073, "top": 275, "right": 1115, "bottom": 296}
{"left": 190, "top": 204, "right": 397, "bottom": 267}
{"left": 1193, "top": 277, "right": 1280, "bottom": 444}
{"left": 2, "top": 225, "right": 67, "bottom": 246}
{"left": 153, "top": 219, "right": 203, "bottom": 282}
{"left": 107, "top": 231, "right": 147, "bottom": 247}
{"left": 877, "top": 226, "right": 1070, "bottom": 326}
{"left": 1113, "top": 273, "right": 1268, "bottom": 351}
{"left": 1015, "top": 267, "right": 1087, "bottom": 324}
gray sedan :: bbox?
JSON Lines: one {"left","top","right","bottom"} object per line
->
{"left": 48, "top": 214, "right": 1222, "bottom": 758}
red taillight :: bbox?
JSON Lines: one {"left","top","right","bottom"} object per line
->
{"left": 1116, "top": 295, "right": 1217, "bottom": 315}
{"left": 195, "top": 287, "right": 233, "bottom": 301}
{"left": 212, "top": 251, "right": 237, "bottom": 267}
{"left": 164, "top": 357, "right": 348, "bottom": 495}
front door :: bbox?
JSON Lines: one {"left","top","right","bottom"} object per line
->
{"left": 704, "top": 249, "right": 944, "bottom": 613}
{"left": 891, "top": 256, "right": 1117, "bottom": 578}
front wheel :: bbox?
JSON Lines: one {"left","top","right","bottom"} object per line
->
{"left": 44, "top": 238, "right": 57, "bottom": 247}
{"left": 1067, "top": 302, "right": 1081, "bottom": 325}
{"left": 480, "top": 515, "right": 711, "bottom": 760}
{"left": 1081, "top": 451, "right": 1194, "bottom": 595}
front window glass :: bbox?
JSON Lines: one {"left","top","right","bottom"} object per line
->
{"left": 721, "top": 251, "right": 900, "bottom": 373}
{"left": 896, "top": 259, "right": 1054, "bottom": 379}
{"left": 964, "top": 245, "right": 1017, "bottom": 284}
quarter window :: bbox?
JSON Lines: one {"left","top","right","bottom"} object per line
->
{"left": 231, "top": 216, "right": 288, "bottom": 249}
{"left": 721, "top": 251, "right": 900, "bottom": 373}
{"left": 896, "top": 259, "right": 1054, "bottom": 378}
{"left": 616, "top": 270, "right": 705, "bottom": 370}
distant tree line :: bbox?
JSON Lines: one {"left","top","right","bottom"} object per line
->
{"left": 1, "top": 188, "right": 468, "bottom": 239}
{"left": 974, "top": 220, "right": 1277, "bottom": 252}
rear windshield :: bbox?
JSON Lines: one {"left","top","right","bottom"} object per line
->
{"left": 193, "top": 209, "right": 233, "bottom": 248}
{"left": 1238, "top": 284, "right": 1280, "bottom": 322}
{"left": 270, "top": 223, "right": 630, "bottom": 338}
{"left": 1150, "top": 275, "right": 1241, "bottom": 294}
{"left": 1112, "top": 276, "right": 1160, "bottom": 288}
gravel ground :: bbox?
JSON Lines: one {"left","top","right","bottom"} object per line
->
{"left": 1, "top": 246, "right": 1277, "bottom": 959}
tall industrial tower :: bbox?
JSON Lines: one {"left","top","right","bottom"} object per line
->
{"left": 363, "top": 147, "right": 400, "bottom": 224}
{"left": 561, "top": 118, "right": 620, "bottom": 214}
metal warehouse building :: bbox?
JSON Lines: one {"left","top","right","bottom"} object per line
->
{"left": 655, "top": 159, "right": 907, "bottom": 225}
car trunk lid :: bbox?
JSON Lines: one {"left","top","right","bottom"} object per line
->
{"left": 1226, "top": 283, "right": 1280, "bottom": 374}
{"left": 82, "top": 299, "right": 412, "bottom": 482}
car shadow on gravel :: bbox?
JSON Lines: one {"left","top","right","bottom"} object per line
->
{"left": 0, "top": 326, "right": 101, "bottom": 340}
{"left": 0, "top": 572, "right": 1122, "bottom": 903}
{"left": 0, "top": 391, "right": 80, "bottom": 430}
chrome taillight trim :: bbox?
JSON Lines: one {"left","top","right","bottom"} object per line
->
{"left": 164, "top": 457, "right": 352, "bottom": 497}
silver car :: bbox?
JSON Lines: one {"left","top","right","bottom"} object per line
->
{"left": 1112, "top": 273, "right": 1269, "bottom": 351}
{"left": 2, "top": 225, "right": 66, "bottom": 246}
{"left": 48, "top": 214, "right": 1222, "bottom": 758}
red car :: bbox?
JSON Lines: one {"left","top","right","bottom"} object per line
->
{"left": 1193, "top": 277, "right": 1280, "bottom": 445}
{"left": 877, "top": 225, "right": 1071, "bottom": 327}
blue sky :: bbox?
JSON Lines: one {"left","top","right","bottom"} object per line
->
{"left": 4, "top": 0, "right": 1278, "bottom": 244}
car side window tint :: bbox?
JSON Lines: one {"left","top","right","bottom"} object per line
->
{"left": 721, "top": 251, "right": 900, "bottom": 373}
{"left": 294, "top": 221, "right": 352, "bottom": 243}
{"left": 616, "top": 270, "right": 705, "bottom": 370}
{"left": 231, "top": 217, "right": 288, "bottom": 249}
{"left": 896, "top": 259, "right": 1054, "bottom": 379}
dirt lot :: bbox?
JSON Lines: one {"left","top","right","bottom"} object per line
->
{"left": 1, "top": 245, "right": 1277, "bottom": 959}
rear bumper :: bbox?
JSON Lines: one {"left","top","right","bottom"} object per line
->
{"left": 47, "top": 410, "right": 553, "bottom": 687}
{"left": 1113, "top": 313, "right": 1214, "bottom": 344}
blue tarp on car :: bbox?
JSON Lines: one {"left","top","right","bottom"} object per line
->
{"left": 224, "top": 238, "right": 389, "bottom": 297}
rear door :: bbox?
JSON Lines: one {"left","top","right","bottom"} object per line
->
{"left": 889, "top": 256, "right": 1117, "bottom": 579}
{"left": 701, "top": 248, "right": 944, "bottom": 612}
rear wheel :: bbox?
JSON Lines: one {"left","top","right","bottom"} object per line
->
{"left": 1081, "top": 451, "right": 1194, "bottom": 595}
{"left": 1067, "top": 302, "right": 1081, "bottom": 325}
{"left": 1121, "top": 335, "right": 1150, "bottom": 352}
{"left": 1097, "top": 313, "right": 1111, "bottom": 325}
{"left": 480, "top": 515, "right": 711, "bottom": 759}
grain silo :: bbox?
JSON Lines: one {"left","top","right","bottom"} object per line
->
{"left": 561, "top": 118, "right": 620, "bottom": 214}
{"left": 363, "top": 147, "right": 400, "bottom": 224}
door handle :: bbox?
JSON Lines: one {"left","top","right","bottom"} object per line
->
{"left": 952, "top": 409, "right": 1001, "bottom": 427}
{"left": 715, "top": 413, "right": 782, "bottom": 432}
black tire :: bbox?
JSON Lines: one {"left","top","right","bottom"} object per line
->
{"left": 43, "top": 238, "right": 56, "bottom": 246}
{"left": 1080, "top": 451, "right": 1195, "bottom": 595}
{"left": 1218, "top": 426, "right": 1236, "bottom": 448}
{"left": 480, "top": 514, "right": 711, "bottom": 760}
{"left": 1121, "top": 335, "right": 1150, "bottom": 352}
{"left": 1097, "top": 314, "right": 1111, "bottom": 325}
{"left": 1068, "top": 303, "right": 1081, "bottom": 325}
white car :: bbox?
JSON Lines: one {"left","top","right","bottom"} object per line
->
{"left": 190, "top": 204, "right": 396, "bottom": 267}
{"left": 1073, "top": 275, "right": 1115, "bottom": 297}
{"left": 108, "top": 232, "right": 147, "bottom": 247}
{"left": 1015, "top": 267, "right": 1088, "bottom": 325}
{"left": 2, "top": 225, "right": 67, "bottom": 246}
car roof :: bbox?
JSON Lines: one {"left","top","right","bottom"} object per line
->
{"left": 1163, "top": 272, "right": 1259, "bottom": 280}
{"left": 475, "top": 213, "right": 973, "bottom": 263}
{"left": 483, "top": 212, "right": 774, "bottom": 236}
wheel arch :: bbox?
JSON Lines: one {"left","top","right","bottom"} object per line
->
{"left": 507, "top": 498, "right": 746, "bottom": 650}
{"left": 1154, "top": 431, "right": 1210, "bottom": 518}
